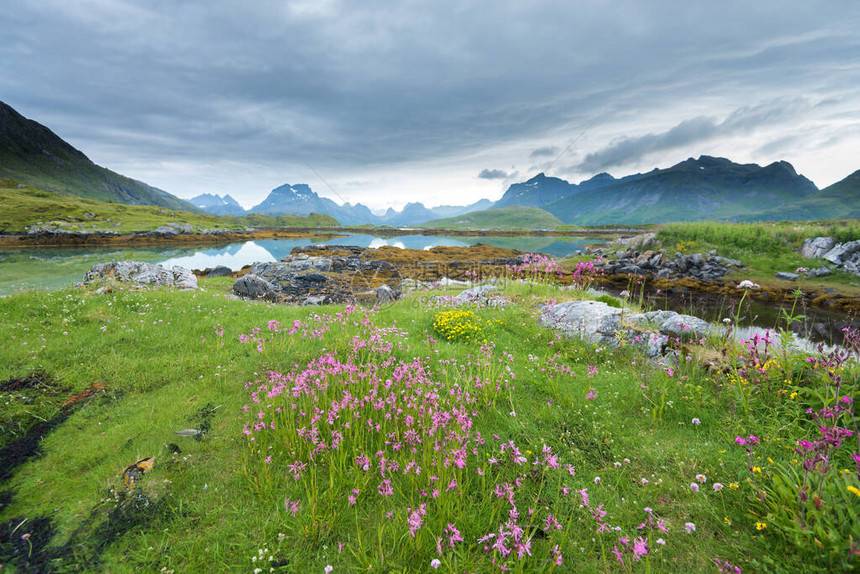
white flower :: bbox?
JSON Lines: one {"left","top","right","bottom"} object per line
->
{"left": 737, "top": 280, "right": 759, "bottom": 289}
{"left": 431, "top": 559, "right": 441, "bottom": 569}
{"left": 324, "top": 566, "right": 333, "bottom": 573}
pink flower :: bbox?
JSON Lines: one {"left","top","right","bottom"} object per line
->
{"left": 696, "top": 474, "right": 707, "bottom": 483}
{"left": 685, "top": 522, "right": 696, "bottom": 533}
{"left": 430, "top": 559, "right": 441, "bottom": 569}
{"left": 690, "top": 482, "right": 700, "bottom": 492}
{"left": 713, "top": 483, "right": 724, "bottom": 492}
{"left": 594, "top": 476, "right": 601, "bottom": 484}
{"left": 691, "top": 418, "right": 701, "bottom": 425}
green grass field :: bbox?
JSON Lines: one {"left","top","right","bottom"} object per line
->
{"left": 0, "top": 266, "right": 857, "bottom": 572}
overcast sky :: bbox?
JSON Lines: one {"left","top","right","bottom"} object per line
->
{"left": 2, "top": 1, "right": 859, "bottom": 210}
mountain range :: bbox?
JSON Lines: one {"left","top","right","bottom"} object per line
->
{"left": 2, "top": 100, "right": 857, "bottom": 226}
{"left": 194, "top": 156, "right": 858, "bottom": 226}
{"left": 0, "top": 101, "right": 203, "bottom": 213}
{"left": 191, "top": 186, "right": 493, "bottom": 227}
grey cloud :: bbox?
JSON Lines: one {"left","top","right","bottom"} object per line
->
{"left": 530, "top": 146, "right": 558, "bottom": 158}
{"left": 0, "top": 1, "right": 857, "bottom": 204}
{"left": 478, "top": 168, "right": 514, "bottom": 180}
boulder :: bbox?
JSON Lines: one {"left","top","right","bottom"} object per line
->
{"left": 376, "top": 285, "right": 396, "bottom": 305}
{"left": 232, "top": 274, "right": 278, "bottom": 299}
{"left": 775, "top": 271, "right": 799, "bottom": 281}
{"left": 84, "top": 261, "right": 198, "bottom": 289}
{"left": 823, "top": 240, "right": 860, "bottom": 265}
{"left": 453, "top": 284, "right": 497, "bottom": 304}
{"left": 801, "top": 237, "right": 835, "bottom": 259}
{"left": 659, "top": 314, "right": 710, "bottom": 340}
{"left": 206, "top": 265, "right": 233, "bottom": 278}
{"left": 539, "top": 301, "right": 624, "bottom": 346}
{"left": 806, "top": 266, "right": 832, "bottom": 278}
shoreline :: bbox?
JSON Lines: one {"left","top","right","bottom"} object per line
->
{"left": 0, "top": 226, "right": 629, "bottom": 249}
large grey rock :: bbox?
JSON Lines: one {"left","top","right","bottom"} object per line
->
{"left": 376, "top": 285, "right": 396, "bottom": 305}
{"left": 659, "top": 314, "right": 710, "bottom": 340}
{"left": 539, "top": 301, "right": 624, "bottom": 346}
{"left": 801, "top": 237, "right": 835, "bottom": 259}
{"left": 84, "top": 261, "right": 198, "bottom": 289}
{"left": 171, "top": 266, "right": 199, "bottom": 289}
{"left": 233, "top": 274, "right": 278, "bottom": 299}
{"left": 627, "top": 310, "right": 680, "bottom": 328}
{"left": 453, "top": 284, "right": 497, "bottom": 303}
{"left": 807, "top": 266, "right": 832, "bottom": 278}
{"left": 206, "top": 265, "right": 233, "bottom": 278}
{"left": 823, "top": 240, "right": 860, "bottom": 265}
{"left": 775, "top": 271, "right": 800, "bottom": 281}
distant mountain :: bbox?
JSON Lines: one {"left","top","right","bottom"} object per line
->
{"left": 421, "top": 205, "right": 565, "bottom": 230}
{"left": 248, "top": 184, "right": 493, "bottom": 226}
{"left": 498, "top": 156, "right": 819, "bottom": 224}
{"left": 190, "top": 193, "right": 246, "bottom": 216}
{"left": 739, "top": 169, "right": 860, "bottom": 221}
{"left": 0, "top": 101, "right": 204, "bottom": 213}
{"left": 427, "top": 199, "right": 493, "bottom": 219}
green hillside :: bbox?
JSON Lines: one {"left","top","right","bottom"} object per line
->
{"left": 0, "top": 101, "right": 204, "bottom": 213}
{"left": 739, "top": 169, "right": 860, "bottom": 221}
{"left": 421, "top": 205, "right": 566, "bottom": 230}
{"left": 0, "top": 180, "right": 338, "bottom": 234}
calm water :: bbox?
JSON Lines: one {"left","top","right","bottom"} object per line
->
{"left": 0, "top": 233, "right": 606, "bottom": 295}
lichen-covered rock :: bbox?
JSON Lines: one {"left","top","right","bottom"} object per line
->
{"left": 800, "top": 236, "right": 835, "bottom": 259}
{"left": 232, "top": 274, "right": 278, "bottom": 299}
{"left": 539, "top": 301, "right": 623, "bottom": 346}
{"left": 84, "top": 261, "right": 198, "bottom": 289}
{"left": 659, "top": 314, "right": 710, "bottom": 340}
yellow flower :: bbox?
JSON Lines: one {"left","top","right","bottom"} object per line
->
{"left": 848, "top": 486, "right": 860, "bottom": 497}
{"left": 728, "top": 483, "right": 739, "bottom": 490}
{"left": 752, "top": 466, "right": 762, "bottom": 474}
{"left": 789, "top": 391, "right": 798, "bottom": 399}
{"left": 756, "top": 522, "right": 767, "bottom": 530}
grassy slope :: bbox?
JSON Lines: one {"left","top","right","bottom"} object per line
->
{"left": 0, "top": 180, "right": 338, "bottom": 233}
{"left": 0, "top": 277, "right": 856, "bottom": 572}
{"left": 0, "top": 101, "right": 203, "bottom": 213}
{"left": 740, "top": 170, "right": 860, "bottom": 222}
{"left": 421, "top": 206, "right": 566, "bottom": 230}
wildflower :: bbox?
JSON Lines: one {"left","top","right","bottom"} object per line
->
{"left": 848, "top": 486, "right": 860, "bottom": 497}
{"left": 696, "top": 474, "right": 707, "bottom": 483}
{"left": 713, "top": 483, "right": 724, "bottom": 492}
{"left": 756, "top": 522, "right": 767, "bottom": 531}
{"left": 691, "top": 418, "right": 701, "bottom": 425}
{"left": 690, "top": 483, "right": 700, "bottom": 492}
{"left": 325, "top": 566, "right": 333, "bottom": 573}
{"left": 685, "top": 522, "right": 696, "bottom": 533}
{"left": 614, "top": 461, "right": 622, "bottom": 468}
{"left": 594, "top": 476, "right": 601, "bottom": 484}
{"left": 430, "top": 559, "right": 441, "bottom": 569}
{"left": 656, "top": 538, "right": 665, "bottom": 545}
{"left": 737, "top": 280, "right": 759, "bottom": 289}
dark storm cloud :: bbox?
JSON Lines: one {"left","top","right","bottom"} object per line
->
{"left": 1, "top": 0, "right": 858, "bottom": 201}
{"left": 477, "top": 169, "right": 513, "bottom": 180}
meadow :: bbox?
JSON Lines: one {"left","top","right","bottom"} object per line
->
{"left": 0, "top": 262, "right": 857, "bottom": 572}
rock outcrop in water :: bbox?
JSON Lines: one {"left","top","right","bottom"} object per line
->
{"left": 231, "top": 244, "right": 527, "bottom": 306}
